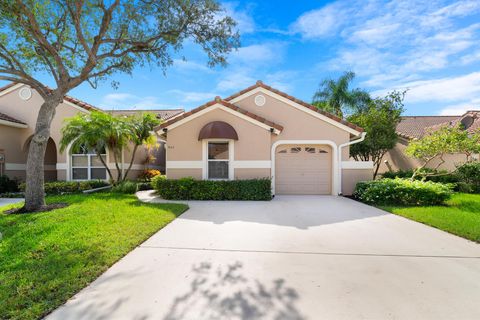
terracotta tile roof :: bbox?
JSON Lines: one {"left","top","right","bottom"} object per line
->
{"left": 0, "top": 82, "right": 100, "bottom": 112}
{"left": 396, "top": 111, "right": 480, "bottom": 139}
{"left": 158, "top": 97, "right": 284, "bottom": 132}
{"left": 425, "top": 110, "right": 480, "bottom": 136}
{"left": 0, "top": 111, "right": 27, "bottom": 126}
{"left": 107, "top": 109, "right": 184, "bottom": 121}
{"left": 396, "top": 116, "right": 459, "bottom": 139}
{"left": 224, "top": 81, "right": 364, "bottom": 133}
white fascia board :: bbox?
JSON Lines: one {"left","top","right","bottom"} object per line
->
{"left": 0, "top": 119, "right": 28, "bottom": 128}
{"left": 166, "top": 161, "right": 203, "bottom": 169}
{"left": 62, "top": 100, "right": 91, "bottom": 114}
{"left": 232, "top": 160, "right": 271, "bottom": 168}
{"left": 229, "top": 87, "right": 362, "bottom": 136}
{"left": 0, "top": 83, "right": 24, "bottom": 97}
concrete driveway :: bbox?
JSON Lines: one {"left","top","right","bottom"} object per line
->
{"left": 48, "top": 195, "right": 480, "bottom": 320}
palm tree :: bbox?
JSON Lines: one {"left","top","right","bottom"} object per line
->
{"left": 123, "top": 113, "right": 160, "bottom": 181}
{"left": 312, "top": 71, "right": 371, "bottom": 118}
{"left": 60, "top": 111, "right": 127, "bottom": 182}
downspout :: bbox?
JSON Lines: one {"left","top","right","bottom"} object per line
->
{"left": 337, "top": 132, "right": 367, "bottom": 195}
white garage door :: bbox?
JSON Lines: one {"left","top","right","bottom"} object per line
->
{"left": 275, "top": 144, "right": 332, "bottom": 195}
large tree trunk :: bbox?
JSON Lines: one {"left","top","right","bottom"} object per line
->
{"left": 24, "top": 96, "right": 62, "bottom": 211}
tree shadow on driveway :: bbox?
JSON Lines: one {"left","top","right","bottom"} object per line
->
{"left": 163, "top": 261, "right": 306, "bottom": 320}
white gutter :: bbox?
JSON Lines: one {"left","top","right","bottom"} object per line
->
{"left": 337, "top": 132, "right": 367, "bottom": 195}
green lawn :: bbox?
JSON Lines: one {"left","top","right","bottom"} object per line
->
{"left": 380, "top": 193, "right": 480, "bottom": 243}
{"left": 0, "top": 193, "right": 188, "bottom": 320}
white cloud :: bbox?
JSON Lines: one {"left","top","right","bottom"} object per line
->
{"left": 230, "top": 42, "right": 286, "bottom": 65}
{"left": 439, "top": 100, "right": 480, "bottom": 115}
{"left": 372, "top": 72, "right": 480, "bottom": 104}
{"left": 290, "top": 2, "right": 349, "bottom": 39}
{"left": 100, "top": 93, "right": 179, "bottom": 110}
{"left": 300, "top": 0, "right": 480, "bottom": 96}
{"left": 168, "top": 89, "right": 217, "bottom": 103}
{"left": 222, "top": 2, "right": 255, "bottom": 34}
{"left": 216, "top": 73, "right": 255, "bottom": 92}
{"left": 172, "top": 59, "right": 213, "bottom": 73}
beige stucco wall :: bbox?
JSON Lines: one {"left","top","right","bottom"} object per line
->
{"left": 233, "top": 93, "right": 352, "bottom": 160}
{"left": 234, "top": 168, "right": 270, "bottom": 179}
{"left": 167, "top": 168, "right": 202, "bottom": 179}
{"left": 0, "top": 84, "right": 163, "bottom": 181}
{"left": 167, "top": 108, "right": 272, "bottom": 162}
{"left": 378, "top": 138, "right": 470, "bottom": 174}
{"left": 342, "top": 169, "right": 373, "bottom": 195}
{"left": 163, "top": 91, "right": 366, "bottom": 195}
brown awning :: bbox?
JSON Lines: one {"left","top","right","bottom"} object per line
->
{"left": 198, "top": 121, "right": 238, "bottom": 140}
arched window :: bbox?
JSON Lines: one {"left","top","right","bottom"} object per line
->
{"left": 71, "top": 144, "right": 107, "bottom": 180}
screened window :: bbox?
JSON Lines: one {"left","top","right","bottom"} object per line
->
{"left": 208, "top": 142, "right": 229, "bottom": 179}
{"left": 71, "top": 145, "right": 107, "bottom": 180}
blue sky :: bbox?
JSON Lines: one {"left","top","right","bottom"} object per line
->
{"left": 13, "top": 0, "right": 480, "bottom": 115}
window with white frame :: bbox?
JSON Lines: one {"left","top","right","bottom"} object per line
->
{"left": 71, "top": 144, "right": 107, "bottom": 180}
{"left": 207, "top": 142, "right": 229, "bottom": 179}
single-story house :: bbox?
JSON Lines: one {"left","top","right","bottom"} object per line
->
{"left": 0, "top": 82, "right": 184, "bottom": 181}
{"left": 379, "top": 110, "right": 480, "bottom": 173}
{"left": 158, "top": 81, "right": 373, "bottom": 196}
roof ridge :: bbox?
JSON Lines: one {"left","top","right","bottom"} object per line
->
{"left": 224, "top": 81, "right": 363, "bottom": 133}
{"left": 158, "top": 97, "right": 284, "bottom": 132}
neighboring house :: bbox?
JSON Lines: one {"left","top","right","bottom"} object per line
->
{"left": 158, "top": 81, "right": 373, "bottom": 196}
{"left": 379, "top": 111, "right": 480, "bottom": 173}
{"left": 0, "top": 82, "right": 184, "bottom": 181}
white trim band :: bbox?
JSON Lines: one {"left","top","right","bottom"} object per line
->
{"left": 5, "top": 163, "right": 26, "bottom": 170}
{"left": 0, "top": 119, "right": 28, "bottom": 128}
{"left": 232, "top": 160, "right": 271, "bottom": 169}
{"left": 341, "top": 161, "right": 374, "bottom": 169}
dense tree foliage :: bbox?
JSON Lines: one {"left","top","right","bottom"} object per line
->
{"left": 348, "top": 91, "right": 405, "bottom": 178}
{"left": 0, "top": 0, "right": 239, "bottom": 210}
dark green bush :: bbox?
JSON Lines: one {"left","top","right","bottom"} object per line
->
{"left": 19, "top": 180, "right": 110, "bottom": 195}
{"left": 152, "top": 176, "right": 272, "bottom": 200}
{"left": 354, "top": 178, "right": 453, "bottom": 206}
{"left": 111, "top": 181, "right": 138, "bottom": 194}
{"left": 137, "top": 182, "right": 153, "bottom": 191}
{"left": 0, "top": 175, "right": 19, "bottom": 194}
{"left": 455, "top": 161, "right": 480, "bottom": 193}
{"left": 382, "top": 168, "right": 459, "bottom": 184}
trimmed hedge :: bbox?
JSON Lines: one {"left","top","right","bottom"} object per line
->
{"left": 19, "top": 180, "right": 109, "bottom": 195}
{"left": 152, "top": 176, "right": 272, "bottom": 200}
{"left": 111, "top": 181, "right": 138, "bottom": 194}
{"left": 354, "top": 178, "right": 453, "bottom": 206}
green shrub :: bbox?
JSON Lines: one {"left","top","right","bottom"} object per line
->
{"left": 137, "top": 182, "right": 153, "bottom": 191}
{"left": 0, "top": 175, "right": 19, "bottom": 194}
{"left": 111, "top": 181, "right": 138, "bottom": 194}
{"left": 354, "top": 178, "right": 453, "bottom": 206}
{"left": 152, "top": 176, "right": 272, "bottom": 200}
{"left": 19, "top": 180, "right": 110, "bottom": 195}
{"left": 455, "top": 161, "right": 480, "bottom": 193}
{"left": 382, "top": 168, "right": 459, "bottom": 184}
